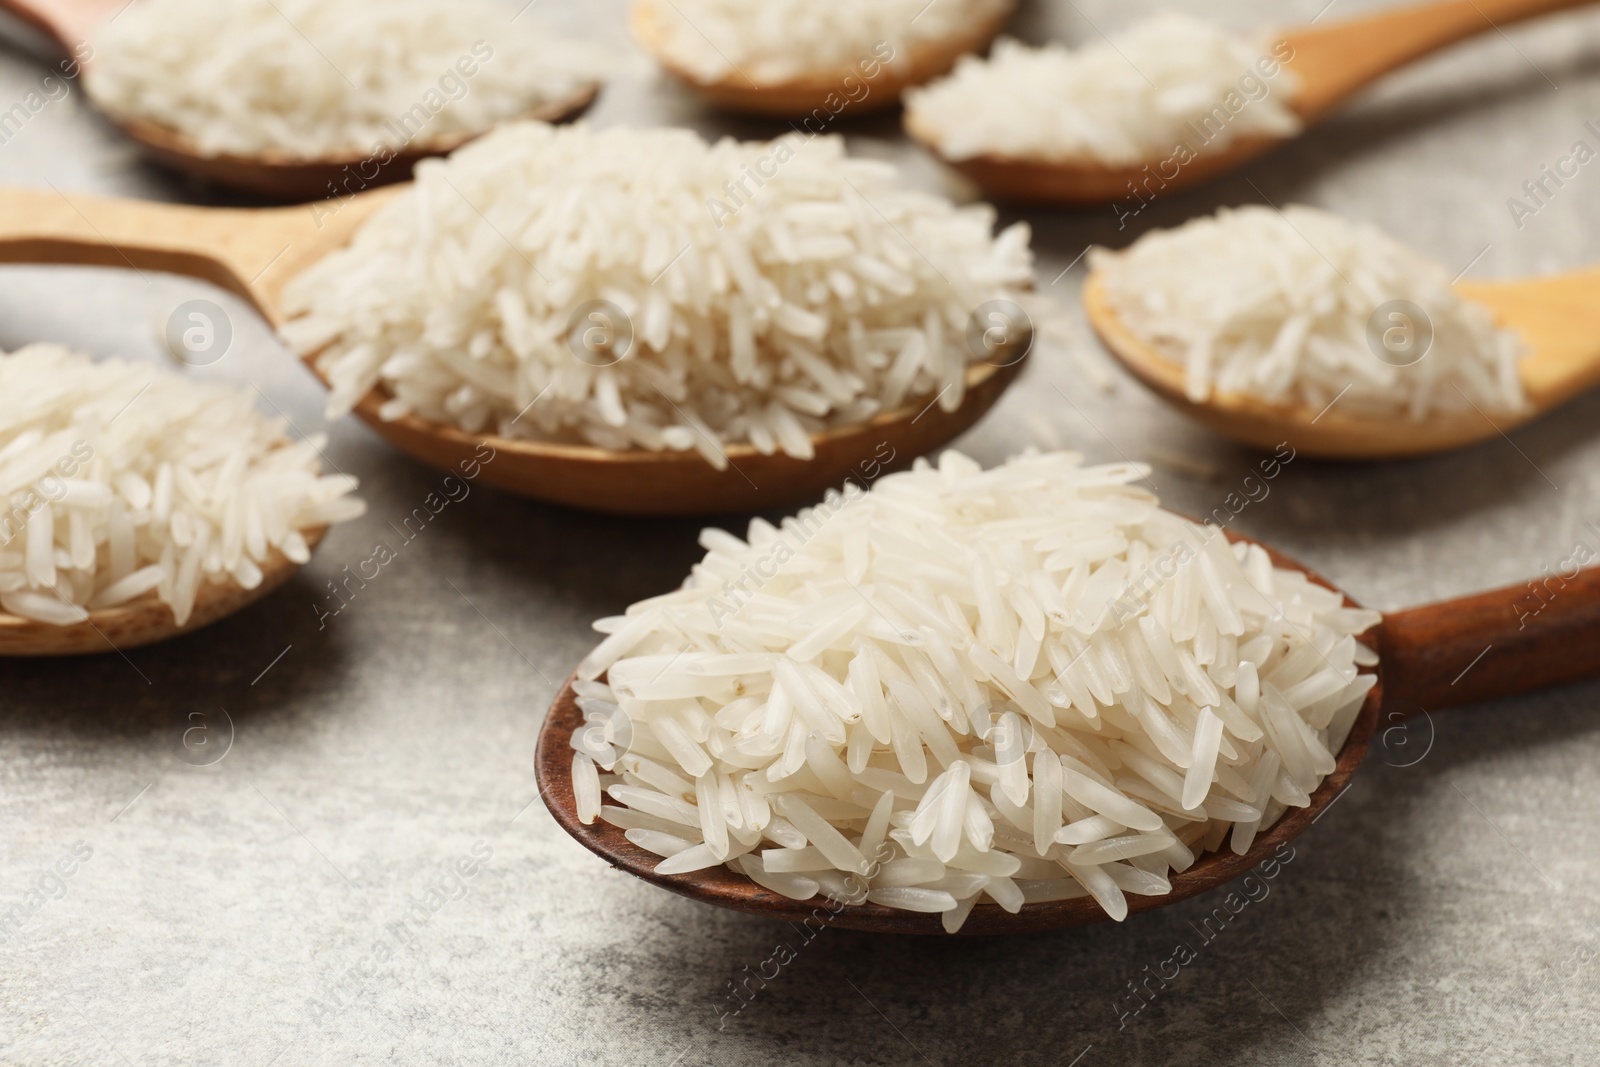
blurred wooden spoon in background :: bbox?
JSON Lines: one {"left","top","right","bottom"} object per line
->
{"left": 0, "top": 0, "right": 598, "bottom": 199}
{"left": 1082, "top": 264, "right": 1600, "bottom": 459}
{"left": 910, "top": 0, "right": 1598, "bottom": 204}
{"left": 631, "top": 0, "right": 1012, "bottom": 116}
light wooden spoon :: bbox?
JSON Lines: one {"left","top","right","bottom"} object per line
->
{"left": 1083, "top": 265, "right": 1600, "bottom": 459}
{"left": 0, "top": 0, "right": 598, "bottom": 200}
{"left": 0, "top": 527, "right": 325, "bottom": 656}
{"left": 629, "top": 0, "right": 1011, "bottom": 116}
{"left": 535, "top": 532, "right": 1600, "bottom": 934}
{"left": 0, "top": 185, "right": 1029, "bottom": 514}
{"left": 909, "top": 0, "right": 1597, "bottom": 205}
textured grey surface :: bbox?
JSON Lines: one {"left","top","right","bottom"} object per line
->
{"left": 3, "top": 1, "right": 1600, "bottom": 1064}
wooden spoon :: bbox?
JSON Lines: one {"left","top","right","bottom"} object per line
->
{"left": 0, "top": 527, "right": 324, "bottom": 656}
{"left": 535, "top": 533, "right": 1600, "bottom": 934}
{"left": 0, "top": 185, "right": 1029, "bottom": 514}
{"left": 0, "top": 0, "right": 598, "bottom": 200}
{"left": 1083, "top": 265, "right": 1600, "bottom": 459}
{"left": 909, "top": 0, "right": 1597, "bottom": 205}
{"left": 630, "top": 0, "right": 1011, "bottom": 117}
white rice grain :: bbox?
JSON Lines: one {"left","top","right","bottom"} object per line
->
{"left": 573, "top": 753, "right": 602, "bottom": 825}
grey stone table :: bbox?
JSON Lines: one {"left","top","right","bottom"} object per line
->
{"left": 3, "top": 1, "right": 1600, "bottom": 1064}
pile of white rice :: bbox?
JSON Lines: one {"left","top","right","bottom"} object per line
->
{"left": 85, "top": 0, "right": 607, "bottom": 157}
{"left": 570, "top": 450, "right": 1379, "bottom": 929}
{"left": 905, "top": 14, "right": 1301, "bottom": 165}
{"left": 0, "top": 346, "right": 364, "bottom": 628}
{"left": 281, "top": 122, "right": 1035, "bottom": 468}
{"left": 1091, "top": 205, "right": 1528, "bottom": 418}
{"left": 635, "top": 0, "right": 1013, "bottom": 85}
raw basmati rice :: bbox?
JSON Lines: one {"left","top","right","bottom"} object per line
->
{"left": 1090, "top": 205, "right": 1527, "bottom": 418}
{"left": 904, "top": 14, "right": 1301, "bottom": 165}
{"left": 0, "top": 345, "right": 364, "bottom": 627}
{"left": 281, "top": 122, "right": 1034, "bottom": 468}
{"left": 85, "top": 0, "right": 608, "bottom": 157}
{"left": 571, "top": 450, "right": 1380, "bottom": 928}
{"left": 634, "top": 0, "right": 1013, "bottom": 85}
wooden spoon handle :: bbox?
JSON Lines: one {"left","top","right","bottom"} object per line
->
{"left": 0, "top": 185, "right": 395, "bottom": 324}
{"left": 1379, "top": 564, "right": 1600, "bottom": 713}
{"left": 1285, "top": 0, "right": 1598, "bottom": 120}
{"left": 0, "top": 185, "right": 300, "bottom": 313}
{"left": 1458, "top": 266, "right": 1600, "bottom": 413}
{"left": 0, "top": 0, "right": 121, "bottom": 52}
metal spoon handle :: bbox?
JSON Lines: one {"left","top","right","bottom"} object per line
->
{"left": 1379, "top": 564, "right": 1600, "bottom": 713}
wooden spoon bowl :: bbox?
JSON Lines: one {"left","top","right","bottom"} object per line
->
{"left": 535, "top": 535, "right": 1374, "bottom": 934}
{"left": 909, "top": 0, "right": 1597, "bottom": 205}
{"left": 630, "top": 0, "right": 1011, "bottom": 117}
{"left": 111, "top": 91, "right": 599, "bottom": 202}
{"left": 0, "top": 527, "right": 324, "bottom": 656}
{"left": 0, "top": 185, "right": 1030, "bottom": 514}
{"left": 338, "top": 355, "right": 1027, "bottom": 515}
{"left": 534, "top": 532, "right": 1600, "bottom": 933}
{"left": 0, "top": 0, "right": 597, "bottom": 199}
{"left": 1083, "top": 266, "right": 1600, "bottom": 459}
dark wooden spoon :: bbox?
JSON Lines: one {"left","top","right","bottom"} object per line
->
{"left": 535, "top": 534, "right": 1600, "bottom": 934}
